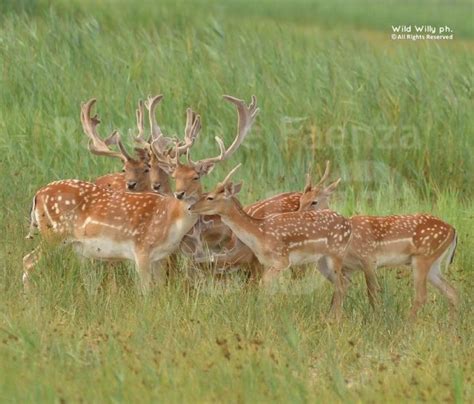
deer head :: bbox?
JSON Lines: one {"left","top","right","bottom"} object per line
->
{"left": 81, "top": 98, "right": 151, "bottom": 192}
{"left": 155, "top": 95, "right": 258, "bottom": 202}
{"left": 189, "top": 164, "right": 243, "bottom": 215}
{"left": 298, "top": 161, "right": 341, "bottom": 211}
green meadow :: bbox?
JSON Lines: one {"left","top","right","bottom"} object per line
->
{"left": 0, "top": 0, "right": 473, "bottom": 402}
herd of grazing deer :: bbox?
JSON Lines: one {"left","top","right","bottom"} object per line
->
{"left": 23, "top": 94, "right": 459, "bottom": 319}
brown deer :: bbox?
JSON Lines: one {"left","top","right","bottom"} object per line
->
{"left": 298, "top": 173, "right": 459, "bottom": 317}
{"left": 23, "top": 180, "right": 199, "bottom": 292}
{"left": 81, "top": 98, "right": 152, "bottom": 192}
{"left": 81, "top": 96, "right": 200, "bottom": 194}
{"left": 189, "top": 165, "right": 353, "bottom": 318}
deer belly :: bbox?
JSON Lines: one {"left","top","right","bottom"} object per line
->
{"left": 72, "top": 238, "right": 135, "bottom": 261}
{"left": 376, "top": 252, "right": 411, "bottom": 267}
{"left": 374, "top": 241, "right": 413, "bottom": 267}
{"left": 288, "top": 240, "right": 326, "bottom": 266}
{"left": 289, "top": 250, "right": 322, "bottom": 266}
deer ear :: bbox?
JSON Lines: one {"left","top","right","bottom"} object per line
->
{"left": 232, "top": 181, "right": 243, "bottom": 195}
{"left": 224, "top": 181, "right": 243, "bottom": 198}
{"left": 322, "top": 178, "right": 341, "bottom": 196}
{"left": 197, "top": 162, "right": 215, "bottom": 177}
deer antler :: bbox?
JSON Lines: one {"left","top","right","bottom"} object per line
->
{"left": 315, "top": 160, "right": 331, "bottom": 189}
{"left": 306, "top": 161, "right": 331, "bottom": 189}
{"left": 80, "top": 98, "right": 130, "bottom": 162}
{"left": 188, "top": 95, "right": 259, "bottom": 169}
{"left": 144, "top": 95, "right": 164, "bottom": 141}
{"left": 219, "top": 163, "right": 242, "bottom": 186}
{"left": 131, "top": 100, "right": 147, "bottom": 148}
{"left": 175, "top": 108, "right": 200, "bottom": 156}
{"left": 151, "top": 107, "right": 202, "bottom": 171}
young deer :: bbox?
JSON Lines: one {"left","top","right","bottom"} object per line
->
{"left": 189, "top": 165, "right": 353, "bottom": 318}
{"left": 23, "top": 180, "right": 198, "bottom": 292}
{"left": 203, "top": 162, "right": 336, "bottom": 270}
{"left": 299, "top": 174, "right": 459, "bottom": 316}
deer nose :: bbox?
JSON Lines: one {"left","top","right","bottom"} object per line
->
{"left": 152, "top": 184, "right": 161, "bottom": 192}
{"left": 127, "top": 181, "right": 137, "bottom": 190}
{"left": 174, "top": 191, "right": 185, "bottom": 200}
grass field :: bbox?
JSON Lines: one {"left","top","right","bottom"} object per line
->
{"left": 1, "top": 0, "right": 473, "bottom": 402}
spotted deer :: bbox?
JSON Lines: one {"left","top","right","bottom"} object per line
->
{"left": 201, "top": 162, "right": 336, "bottom": 271}
{"left": 189, "top": 165, "right": 353, "bottom": 318}
{"left": 81, "top": 96, "right": 200, "bottom": 194}
{"left": 23, "top": 180, "right": 199, "bottom": 292}
{"left": 298, "top": 173, "right": 459, "bottom": 316}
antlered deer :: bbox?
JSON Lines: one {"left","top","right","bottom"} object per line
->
{"left": 153, "top": 95, "right": 260, "bottom": 250}
{"left": 81, "top": 96, "right": 200, "bottom": 194}
{"left": 189, "top": 165, "right": 352, "bottom": 319}
{"left": 298, "top": 173, "right": 459, "bottom": 316}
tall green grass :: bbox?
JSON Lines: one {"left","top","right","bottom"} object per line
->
{"left": 0, "top": 1, "right": 473, "bottom": 402}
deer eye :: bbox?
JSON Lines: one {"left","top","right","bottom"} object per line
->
{"left": 206, "top": 196, "right": 214, "bottom": 201}
{"left": 144, "top": 168, "right": 150, "bottom": 173}
{"left": 121, "top": 169, "right": 126, "bottom": 173}
{"left": 311, "top": 200, "right": 318, "bottom": 206}
{"left": 193, "top": 177, "right": 199, "bottom": 181}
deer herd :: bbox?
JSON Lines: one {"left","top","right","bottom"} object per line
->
{"left": 23, "top": 94, "right": 459, "bottom": 319}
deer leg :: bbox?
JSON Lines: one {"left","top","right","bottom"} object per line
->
{"left": 290, "top": 265, "right": 307, "bottom": 280}
{"left": 427, "top": 259, "right": 459, "bottom": 311}
{"left": 410, "top": 257, "right": 430, "bottom": 318}
{"left": 22, "top": 245, "right": 42, "bottom": 291}
{"left": 317, "top": 257, "right": 348, "bottom": 312}
{"left": 135, "top": 253, "right": 152, "bottom": 294}
{"left": 325, "top": 256, "right": 345, "bottom": 320}
{"left": 361, "top": 260, "right": 380, "bottom": 308}
{"left": 151, "top": 260, "right": 167, "bottom": 287}
{"left": 260, "top": 264, "right": 287, "bottom": 288}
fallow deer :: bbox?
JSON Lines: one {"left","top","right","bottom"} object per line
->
{"left": 189, "top": 165, "right": 353, "bottom": 318}
{"left": 23, "top": 180, "right": 199, "bottom": 292}
{"left": 298, "top": 174, "right": 459, "bottom": 316}
{"left": 81, "top": 98, "right": 152, "bottom": 192}
{"left": 202, "top": 162, "right": 335, "bottom": 271}
{"left": 81, "top": 96, "right": 200, "bottom": 194}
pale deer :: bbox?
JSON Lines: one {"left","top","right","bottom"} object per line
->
{"left": 189, "top": 165, "right": 353, "bottom": 318}
{"left": 23, "top": 179, "right": 199, "bottom": 292}
{"left": 298, "top": 174, "right": 459, "bottom": 316}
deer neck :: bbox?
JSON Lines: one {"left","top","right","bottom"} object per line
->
{"left": 219, "top": 199, "right": 265, "bottom": 253}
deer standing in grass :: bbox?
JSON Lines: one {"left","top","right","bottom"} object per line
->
{"left": 23, "top": 179, "right": 199, "bottom": 293}
{"left": 298, "top": 173, "right": 459, "bottom": 317}
{"left": 189, "top": 165, "right": 353, "bottom": 319}
{"left": 81, "top": 96, "right": 199, "bottom": 194}
{"left": 199, "top": 162, "right": 336, "bottom": 275}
